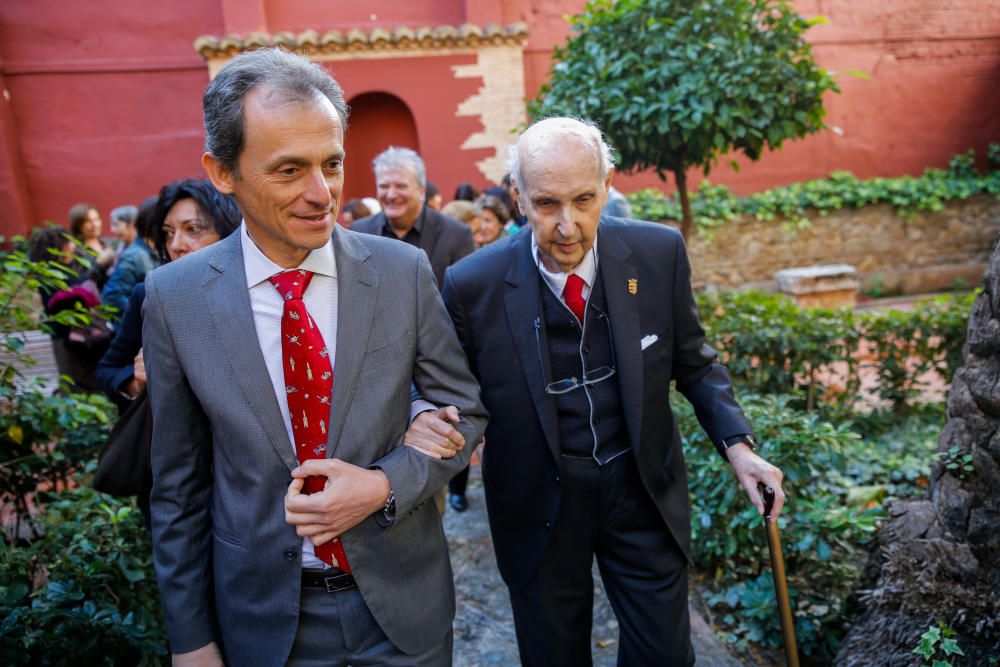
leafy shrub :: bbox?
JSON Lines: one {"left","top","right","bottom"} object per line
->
{"left": 0, "top": 488, "right": 165, "bottom": 665}
{"left": 0, "top": 382, "right": 112, "bottom": 541}
{"left": 696, "top": 290, "right": 975, "bottom": 414}
{"left": 681, "top": 394, "right": 882, "bottom": 661}
{"left": 628, "top": 145, "right": 1000, "bottom": 230}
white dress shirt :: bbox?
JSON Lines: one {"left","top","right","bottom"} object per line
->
{"left": 531, "top": 232, "right": 599, "bottom": 301}
{"left": 241, "top": 223, "right": 339, "bottom": 570}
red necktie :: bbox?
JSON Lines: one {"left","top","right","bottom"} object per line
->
{"left": 563, "top": 273, "right": 587, "bottom": 324}
{"left": 270, "top": 269, "right": 351, "bottom": 573}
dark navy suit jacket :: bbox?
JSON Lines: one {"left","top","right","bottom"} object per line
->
{"left": 442, "top": 217, "right": 753, "bottom": 589}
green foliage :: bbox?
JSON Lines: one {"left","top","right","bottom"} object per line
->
{"left": 531, "top": 0, "right": 837, "bottom": 234}
{"left": 696, "top": 290, "right": 975, "bottom": 414}
{"left": 628, "top": 145, "right": 1000, "bottom": 229}
{"left": 936, "top": 446, "right": 975, "bottom": 480}
{"left": 0, "top": 488, "right": 166, "bottom": 665}
{"left": 913, "top": 623, "right": 965, "bottom": 666}
{"left": 680, "top": 394, "right": 881, "bottom": 659}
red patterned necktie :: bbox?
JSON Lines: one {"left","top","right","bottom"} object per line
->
{"left": 563, "top": 273, "right": 587, "bottom": 324}
{"left": 269, "top": 269, "right": 351, "bottom": 573}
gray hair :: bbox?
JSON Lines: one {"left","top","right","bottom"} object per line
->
{"left": 203, "top": 48, "right": 349, "bottom": 175}
{"left": 506, "top": 117, "right": 615, "bottom": 201}
{"left": 373, "top": 146, "right": 426, "bottom": 189}
{"left": 110, "top": 205, "right": 138, "bottom": 225}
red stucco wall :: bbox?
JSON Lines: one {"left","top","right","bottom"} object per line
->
{"left": 0, "top": 0, "right": 997, "bottom": 239}
{"left": 0, "top": 0, "right": 221, "bottom": 237}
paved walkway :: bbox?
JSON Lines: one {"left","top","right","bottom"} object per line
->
{"left": 445, "top": 468, "right": 748, "bottom": 667}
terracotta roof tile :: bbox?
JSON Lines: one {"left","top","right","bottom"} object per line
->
{"left": 194, "top": 22, "right": 530, "bottom": 60}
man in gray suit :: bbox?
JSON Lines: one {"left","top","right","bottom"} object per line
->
{"left": 143, "top": 48, "right": 486, "bottom": 666}
{"left": 350, "top": 147, "right": 475, "bottom": 289}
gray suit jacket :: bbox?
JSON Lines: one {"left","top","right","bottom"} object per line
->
{"left": 351, "top": 206, "right": 475, "bottom": 289}
{"left": 143, "top": 226, "right": 487, "bottom": 664}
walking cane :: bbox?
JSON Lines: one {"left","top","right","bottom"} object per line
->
{"left": 758, "top": 483, "right": 800, "bottom": 667}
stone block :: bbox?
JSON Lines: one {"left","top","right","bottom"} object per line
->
{"left": 775, "top": 264, "right": 860, "bottom": 308}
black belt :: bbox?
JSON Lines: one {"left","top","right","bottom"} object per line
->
{"left": 301, "top": 569, "right": 356, "bottom": 593}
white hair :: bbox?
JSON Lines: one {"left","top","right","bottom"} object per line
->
{"left": 506, "top": 117, "right": 615, "bottom": 202}
{"left": 372, "top": 146, "right": 426, "bottom": 188}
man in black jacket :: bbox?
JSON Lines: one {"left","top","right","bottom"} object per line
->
{"left": 440, "top": 117, "right": 786, "bottom": 666}
{"left": 351, "top": 147, "right": 474, "bottom": 289}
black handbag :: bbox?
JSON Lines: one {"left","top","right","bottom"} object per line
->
{"left": 93, "top": 388, "right": 152, "bottom": 497}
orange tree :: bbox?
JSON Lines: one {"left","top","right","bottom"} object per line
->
{"left": 530, "top": 0, "right": 839, "bottom": 238}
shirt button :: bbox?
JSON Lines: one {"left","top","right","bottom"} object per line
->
{"left": 544, "top": 521, "right": 552, "bottom": 529}
{"left": 593, "top": 417, "right": 601, "bottom": 426}
{"left": 583, "top": 345, "right": 590, "bottom": 354}
{"left": 283, "top": 548, "right": 297, "bottom": 561}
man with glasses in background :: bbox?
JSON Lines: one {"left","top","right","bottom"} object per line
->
{"left": 437, "top": 117, "right": 786, "bottom": 666}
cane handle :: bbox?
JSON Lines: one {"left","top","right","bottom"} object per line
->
{"left": 758, "top": 482, "right": 775, "bottom": 519}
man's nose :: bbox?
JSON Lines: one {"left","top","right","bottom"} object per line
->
{"left": 302, "top": 168, "right": 333, "bottom": 208}
{"left": 556, "top": 207, "right": 576, "bottom": 237}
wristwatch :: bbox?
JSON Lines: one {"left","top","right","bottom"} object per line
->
{"left": 721, "top": 434, "right": 757, "bottom": 460}
{"left": 381, "top": 490, "right": 396, "bottom": 522}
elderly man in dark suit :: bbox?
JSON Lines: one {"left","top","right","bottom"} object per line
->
{"left": 439, "top": 117, "right": 786, "bottom": 666}
{"left": 143, "top": 48, "right": 486, "bottom": 666}
{"left": 350, "top": 146, "right": 475, "bottom": 289}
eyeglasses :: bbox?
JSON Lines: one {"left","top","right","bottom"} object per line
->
{"left": 533, "top": 308, "right": 617, "bottom": 395}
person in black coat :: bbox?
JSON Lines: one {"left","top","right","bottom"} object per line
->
{"left": 438, "top": 118, "right": 787, "bottom": 666}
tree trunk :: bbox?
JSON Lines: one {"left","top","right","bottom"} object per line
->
{"left": 673, "top": 168, "right": 693, "bottom": 240}
{"left": 835, "top": 234, "right": 1000, "bottom": 664}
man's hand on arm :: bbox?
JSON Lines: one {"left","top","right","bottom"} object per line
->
{"left": 285, "top": 460, "right": 391, "bottom": 546}
{"left": 404, "top": 406, "right": 465, "bottom": 459}
{"left": 726, "top": 444, "right": 786, "bottom": 521}
{"left": 172, "top": 642, "right": 224, "bottom": 667}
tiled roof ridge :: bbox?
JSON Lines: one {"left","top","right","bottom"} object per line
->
{"left": 194, "top": 22, "right": 530, "bottom": 59}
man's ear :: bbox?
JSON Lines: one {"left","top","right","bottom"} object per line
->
{"left": 202, "top": 153, "right": 237, "bottom": 196}
{"left": 603, "top": 166, "right": 615, "bottom": 192}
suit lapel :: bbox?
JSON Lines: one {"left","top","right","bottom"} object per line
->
{"left": 204, "top": 234, "right": 298, "bottom": 471}
{"left": 325, "top": 226, "right": 378, "bottom": 458}
{"left": 504, "top": 233, "right": 561, "bottom": 463}
{"left": 598, "top": 222, "right": 644, "bottom": 456}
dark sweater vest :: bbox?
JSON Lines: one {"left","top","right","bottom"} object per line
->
{"left": 540, "top": 269, "right": 630, "bottom": 463}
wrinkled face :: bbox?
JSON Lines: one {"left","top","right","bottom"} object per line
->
{"left": 516, "top": 137, "right": 610, "bottom": 273}
{"left": 163, "top": 198, "right": 220, "bottom": 262}
{"left": 206, "top": 86, "right": 344, "bottom": 268}
{"left": 376, "top": 167, "right": 425, "bottom": 228}
{"left": 474, "top": 208, "right": 502, "bottom": 247}
{"left": 80, "top": 209, "right": 103, "bottom": 240}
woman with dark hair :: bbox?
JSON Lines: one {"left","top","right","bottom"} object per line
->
{"left": 96, "top": 179, "right": 241, "bottom": 524}
{"left": 68, "top": 202, "right": 116, "bottom": 288}
{"left": 453, "top": 182, "right": 479, "bottom": 202}
{"left": 99, "top": 178, "right": 240, "bottom": 403}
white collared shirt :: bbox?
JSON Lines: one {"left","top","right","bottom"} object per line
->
{"left": 240, "top": 223, "right": 339, "bottom": 569}
{"left": 531, "top": 232, "right": 599, "bottom": 301}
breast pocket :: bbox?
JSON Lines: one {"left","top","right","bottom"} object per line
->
{"left": 360, "top": 332, "right": 410, "bottom": 373}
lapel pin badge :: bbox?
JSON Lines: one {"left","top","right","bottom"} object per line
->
{"left": 627, "top": 278, "right": 638, "bottom": 295}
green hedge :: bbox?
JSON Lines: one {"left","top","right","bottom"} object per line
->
{"left": 627, "top": 145, "right": 1000, "bottom": 229}
{"left": 0, "top": 488, "right": 166, "bottom": 665}
{"left": 696, "top": 290, "right": 974, "bottom": 414}
{"left": 679, "top": 394, "right": 940, "bottom": 661}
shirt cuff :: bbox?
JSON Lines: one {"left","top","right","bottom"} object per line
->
{"left": 409, "top": 399, "right": 436, "bottom": 423}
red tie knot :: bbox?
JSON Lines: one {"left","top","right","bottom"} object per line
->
{"left": 269, "top": 269, "right": 314, "bottom": 301}
{"left": 563, "top": 273, "right": 587, "bottom": 323}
